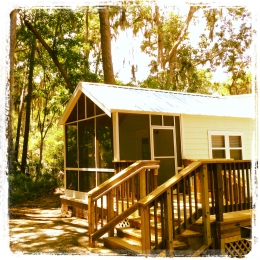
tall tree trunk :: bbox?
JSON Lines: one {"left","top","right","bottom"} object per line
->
{"left": 21, "top": 36, "right": 36, "bottom": 174}
{"left": 155, "top": 5, "right": 164, "bottom": 71}
{"left": 14, "top": 88, "right": 24, "bottom": 162}
{"left": 7, "top": 9, "right": 18, "bottom": 174}
{"left": 84, "top": 7, "right": 90, "bottom": 66}
{"left": 98, "top": 6, "right": 115, "bottom": 84}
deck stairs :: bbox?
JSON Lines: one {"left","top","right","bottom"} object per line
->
{"left": 103, "top": 193, "right": 207, "bottom": 257}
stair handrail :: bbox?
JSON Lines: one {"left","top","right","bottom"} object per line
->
{"left": 87, "top": 160, "right": 160, "bottom": 246}
{"left": 138, "top": 161, "right": 202, "bottom": 207}
{"left": 138, "top": 161, "right": 203, "bottom": 256}
{"left": 137, "top": 159, "right": 253, "bottom": 256}
{"left": 88, "top": 161, "right": 159, "bottom": 201}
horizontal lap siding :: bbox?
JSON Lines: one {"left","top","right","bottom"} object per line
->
{"left": 181, "top": 115, "right": 253, "bottom": 160}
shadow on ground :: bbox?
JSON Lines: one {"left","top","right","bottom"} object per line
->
{"left": 8, "top": 189, "right": 117, "bottom": 256}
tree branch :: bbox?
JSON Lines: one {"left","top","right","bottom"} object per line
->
{"left": 24, "top": 19, "right": 73, "bottom": 91}
{"left": 163, "top": 6, "right": 199, "bottom": 67}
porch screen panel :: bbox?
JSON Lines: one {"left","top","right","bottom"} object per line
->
{"left": 78, "top": 119, "right": 95, "bottom": 168}
{"left": 151, "top": 115, "right": 162, "bottom": 125}
{"left": 86, "top": 97, "right": 94, "bottom": 118}
{"left": 79, "top": 171, "right": 96, "bottom": 192}
{"left": 66, "top": 170, "right": 78, "bottom": 190}
{"left": 119, "top": 113, "right": 150, "bottom": 160}
{"left": 175, "top": 116, "right": 183, "bottom": 168}
{"left": 96, "top": 115, "right": 113, "bottom": 168}
{"left": 65, "top": 124, "right": 78, "bottom": 168}
{"left": 153, "top": 129, "right": 174, "bottom": 157}
{"left": 66, "top": 104, "right": 77, "bottom": 123}
{"left": 78, "top": 93, "right": 85, "bottom": 120}
{"left": 157, "top": 158, "right": 175, "bottom": 185}
{"left": 98, "top": 172, "right": 114, "bottom": 186}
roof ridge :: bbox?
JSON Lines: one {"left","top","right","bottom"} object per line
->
{"left": 81, "top": 82, "right": 220, "bottom": 98}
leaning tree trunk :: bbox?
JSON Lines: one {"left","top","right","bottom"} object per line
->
{"left": 98, "top": 6, "right": 115, "bottom": 84}
{"left": 21, "top": 36, "right": 36, "bottom": 174}
{"left": 14, "top": 87, "right": 25, "bottom": 162}
{"left": 24, "top": 19, "right": 73, "bottom": 92}
{"left": 7, "top": 9, "right": 18, "bottom": 174}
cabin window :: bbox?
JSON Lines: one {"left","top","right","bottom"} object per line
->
{"left": 208, "top": 131, "right": 243, "bottom": 160}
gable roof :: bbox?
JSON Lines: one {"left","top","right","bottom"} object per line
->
{"left": 59, "top": 82, "right": 254, "bottom": 125}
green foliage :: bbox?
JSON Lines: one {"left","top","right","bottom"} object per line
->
{"left": 11, "top": 5, "right": 252, "bottom": 197}
{"left": 8, "top": 171, "right": 61, "bottom": 206}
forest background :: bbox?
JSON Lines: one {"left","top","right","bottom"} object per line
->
{"left": 0, "top": 0, "right": 258, "bottom": 242}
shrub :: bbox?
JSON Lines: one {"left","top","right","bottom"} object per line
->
{"left": 8, "top": 171, "right": 61, "bottom": 206}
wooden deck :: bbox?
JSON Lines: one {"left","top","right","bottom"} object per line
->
{"left": 61, "top": 159, "right": 253, "bottom": 257}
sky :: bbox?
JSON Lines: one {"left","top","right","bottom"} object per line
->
{"left": 110, "top": 3, "right": 251, "bottom": 85}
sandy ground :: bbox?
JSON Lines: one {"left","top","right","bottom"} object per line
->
{"left": 8, "top": 188, "right": 119, "bottom": 257}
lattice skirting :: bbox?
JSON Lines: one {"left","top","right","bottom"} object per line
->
{"left": 225, "top": 239, "right": 251, "bottom": 258}
{"left": 117, "top": 218, "right": 130, "bottom": 228}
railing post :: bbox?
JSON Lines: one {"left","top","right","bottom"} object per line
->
{"left": 107, "top": 190, "right": 115, "bottom": 237}
{"left": 214, "top": 163, "right": 225, "bottom": 254}
{"left": 140, "top": 169, "right": 147, "bottom": 199}
{"left": 214, "top": 163, "right": 224, "bottom": 222}
{"left": 88, "top": 195, "right": 95, "bottom": 247}
{"left": 153, "top": 168, "right": 158, "bottom": 190}
{"left": 140, "top": 205, "right": 151, "bottom": 256}
{"left": 199, "top": 164, "right": 211, "bottom": 246}
{"left": 165, "top": 188, "right": 174, "bottom": 257}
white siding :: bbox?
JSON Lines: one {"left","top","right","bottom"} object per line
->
{"left": 181, "top": 115, "right": 254, "bottom": 160}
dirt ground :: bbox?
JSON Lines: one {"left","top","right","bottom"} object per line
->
{"left": 8, "top": 188, "right": 120, "bottom": 257}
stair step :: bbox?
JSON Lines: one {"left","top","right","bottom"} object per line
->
{"left": 129, "top": 217, "right": 162, "bottom": 229}
{"left": 181, "top": 229, "right": 203, "bottom": 238}
{"left": 103, "top": 236, "right": 188, "bottom": 256}
{"left": 117, "top": 227, "right": 162, "bottom": 244}
{"left": 191, "top": 244, "right": 211, "bottom": 257}
{"left": 103, "top": 236, "right": 143, "bottom": 255}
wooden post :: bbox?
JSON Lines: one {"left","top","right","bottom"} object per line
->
{"left": 215, "top": 222, "right": 225, "bottom": 256}
{"left": 165, "top": 188, "right": 174, "bottom": 257}
{"left": 140, "top": 169, "right": 147, "bottom": 199}
{"left": 153, "top": 168, "right": 158, "bottom": 190}
{"left": 107, "top": 190, "right": 115, "bottom": 237}
{"left": 140, "top": 205, "right": 151, "bottom": 256}
{"left": 214, "top": 163, "right": 224, "bottom": 222}
{"left": 199, "top": 164, "right": 211, "bottom": 246}
{"left": 213, "top": 163, "right": 225, "bottom": 254}
{"left": 112, "top": 112, "right": 120, "bottom": 161}
{"left": 88, "top": 195, "right": 95, "bottom": 247}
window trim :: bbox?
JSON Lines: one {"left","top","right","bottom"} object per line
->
{"left": 208, "top": 131, "right": 244, "bottom": 159}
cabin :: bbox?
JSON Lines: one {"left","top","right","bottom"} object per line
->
{"left": 59, "top": 82, "right": 255, "bottom": 257}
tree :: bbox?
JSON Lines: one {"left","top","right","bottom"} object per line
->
{"left": 99, "top": 6, "right": 115, "bottom": 84}
{"left": 24, "top": 19, "right": 73, "bottom": 91}
{"left": 7, "top": 9, "right": 18, "bottom": 174}
{"left": 116, "top": 3, "right": 252, "bottom": 94}
{"left": 21, "top": 35, "right": 36, "bottom": 174}
{"left": 13, "top": 8, "right": 101, "bottom": 176}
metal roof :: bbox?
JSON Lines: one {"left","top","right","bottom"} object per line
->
{"left": 59, "top": 82, "right": 254, "bottom": 124}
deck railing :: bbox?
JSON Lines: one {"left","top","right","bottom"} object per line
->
{"left": 87, "top": 160, "right": 160, "bottom": 246}
{"left": 137, "top": 159, "right": 253, "bottom": 256}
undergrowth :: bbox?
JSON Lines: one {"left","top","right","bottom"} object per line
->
{"left": 8, "top": 171, "right": 63, "bottom": 206}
